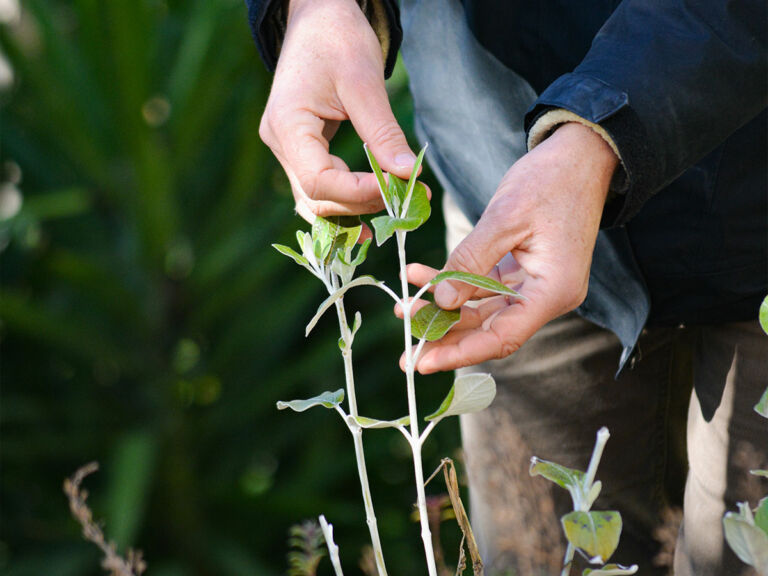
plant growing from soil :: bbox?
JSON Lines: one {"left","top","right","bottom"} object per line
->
{"left": 530, "top": 428, "right": 638, "bottom": 576}
{"left": 273, "top": 144, "right": 523, "bottom": 575}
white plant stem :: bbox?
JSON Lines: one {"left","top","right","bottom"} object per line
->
{"left": 397, "top": 230, "right": 439, "bottom": 576}
{"left": 319, "top": 515, "right": 344, "bottom": 576}
{"left": 333, "top": 294, "right": 389, "bottom": 576}
{"left": 561, "top": 427, "right": 612, "bottom": 576}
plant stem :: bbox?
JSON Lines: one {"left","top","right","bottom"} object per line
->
{"left": 561, "top": 543, "right": 575, "bottom": 576}
{"left": 333, "top": 295, "right": 388, "bottom": 576}
{"left": 319, "top": 515, "right": 345, "bottom": 576}
{"left": 396, "top": 230, "right": 439, "bottom": 576}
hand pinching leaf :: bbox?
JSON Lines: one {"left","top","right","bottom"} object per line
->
{"left": 411, "top": 303, "right": 461, "bottom": 341}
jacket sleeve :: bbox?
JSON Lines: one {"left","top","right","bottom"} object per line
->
{"left": 245, "top": 0, "right": 403, "bottom": 77}
{"left": 524, "top": 0, "right": 768, "bottom": 227}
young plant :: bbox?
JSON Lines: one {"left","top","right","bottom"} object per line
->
{"left": 273, "top": 144, "right": 522, "bottom": 575}
{"left": 722, "top": 295, "right": 768, "bottom": 575}
{"left": 530, "top": 427, "right": 638, "bottom": 576}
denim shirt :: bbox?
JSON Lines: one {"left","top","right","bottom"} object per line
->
{"left": 399, "top": 0, "right": 649, "bottom": 374}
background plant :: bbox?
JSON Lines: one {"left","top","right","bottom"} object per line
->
{"left": 0, "top": 1, "right": 461, "bottom": 574}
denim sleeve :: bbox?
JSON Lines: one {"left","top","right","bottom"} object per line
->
{"left": 525, "top": 0, "right": 768, "bottom": 227}
{"left": 244, "top": 0, "right": 402, "bottom": 77}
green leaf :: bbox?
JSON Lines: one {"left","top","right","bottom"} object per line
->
{"left": 562, "top": 510, "right": 623, "bottom": 563}
{"left": 724, "top": 506, "right": 768, "bottom": 573}
{"left": 755, "top": 387, "right": 768, "bottom": 418}
{"left": 402, "top": 145, "right": 427, "bottom": 216}
{"left": 305, "top": 276, "right": 381, "bottom": 336}
{"left": 349, "top": 237, "right": 372, "bottom": 267}
{"left": 755, "top": 497, "right": 768, "bottom": 535}
{"left": 425, "top": 373, "right": 496, "bottom": 422}
{"left": 277, "top": 389, "right": 345, "bottom": 412}
{"left": 388, "top": 174, "right": 407, "bottom": 214}
{"left": 411, "top": 302, "right": 461, "bottom": 341}
{"left": 404, "top": 180, "right": 431, "bottom": 223}
{"left": 352, "top": 311, "right": 362, "bottom": 336}
{"left": 272, "top": 244, "right": 310, "bottom": 268}
{"left": 529, "top": 458, "right": 586, "bottom": 492}
{"left": 583, "top": 564, "right": 638, "bottom": 575}
{"left": 351, "top": 415, "right": 410, "bottom": 430}
{"left": 430, "top": 270, "right": 526, "bottom": 300}
{"left": 760, "top": 295, "right": 768, "bottom": 335}
{"left": 371, "top": 215, "right": 423, "bottom": 246}
{"left": 751, "top": 469, "right": 768, "bottom": 478}
{"left": 312, "top": 216, "right": 362, "bottom": 263}
{"left": 364, "top": 144, "right": 393, "bottom": 211}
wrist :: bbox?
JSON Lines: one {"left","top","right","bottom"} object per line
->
{"left": 549, "top": 122, "right": 618, "bottom": 198}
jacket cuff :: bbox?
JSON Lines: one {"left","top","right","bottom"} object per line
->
{"left": 525, "top": 73, "right": 655, "bottom": 227}
{"left": 247, "top": 0, "right": 402, "bottom": 78}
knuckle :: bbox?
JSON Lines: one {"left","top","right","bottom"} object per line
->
{"left": 368, "top": 121, "right": 404, "bottom": 148}
{"left": 498, "top": 340, "right": 520, "bottom": 359}
{"left": 258, "top": 114, "right": 275, "bottom": 147}
{"left": 450, "top": 244, "right": 484, "bottom": 275}
{"left": 298, "top": 173, "right": 320, "bottom": 200}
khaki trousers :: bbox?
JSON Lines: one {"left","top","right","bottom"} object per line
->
{"left": 444, "top": 192, "right": 768, "bottom": 576}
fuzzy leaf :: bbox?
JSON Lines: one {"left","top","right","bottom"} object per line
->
{"left": 389, "top": 174, "right": 407, "bottom": 213}
{"left": 273, "top": 244, "right": 310, "bottom": 267}
{"left": 760, "top": 295, "right": 768, "bottom": 335}
{"left": 305, "top": 276, "right": 380, "bottom": 336}
{"left": 562, "top": 511, "right": 623, "bottom": 563}
{"left": 583, "top": 564, "right": 638, "bottom": 575}
{"left": 277, "top": 389, "right": 345, "bottom": 412}
{"left": 430, "top": 270, "right": 525, "bottom": 300}
{"left": 756, "top": 497, "right": 768, "bottom": 535}
{"left": 402, "top": 145, "right": 427, "bottom": 216}
{"left": 352, "top": 311, "right": 362, "bottom": 336}
{"left": 404, "top": 180, "right": 431, "bottom": 223}
{"left": 724, "top": 507, "right": 768, "bottom": 573}
{"left": 364, "top": 144, "right": 393, "bottom": 211}
{"left": 752, "top": 470, "right": 768, "bottom": 478}
{"left": 349, "top": 237, "right": 372, "bottom": 267}
{"left": 412, "top": 303, "right": 461, "bottom": 341}
{"left": 350, "top": 415, "right": 410, "bottom": 430}
{"left": 312, "top": 216, "right": 362, "bottom": 263}
{"left": 425, "top": 373, "right": 496, "bottom": 422}
{"left": 371, "top": 215, "right": 422, "bottom": 246}
{"left": 529, "top": 458, "right": 586, "bottom": 492}
{"left": 755, "top": 387, "right": 768, "bottom": 418}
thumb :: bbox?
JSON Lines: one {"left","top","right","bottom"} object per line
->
{"left": 435, "top": 218, "right": 509, "bottom": 309}
{"left": 342, "top": 73, "right": 416, "bottom": 180}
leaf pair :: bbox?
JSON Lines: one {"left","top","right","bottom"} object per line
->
{"left": 724, "top": 499, "right": 768, "bottom": 574}
{"left": 365, "top": 145, "right": 431, "bottom": 246}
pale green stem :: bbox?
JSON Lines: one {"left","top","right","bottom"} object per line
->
{"left": 397, "top": 230, "right": 438, "bottom": 576}
{"left": 561, "top": 427, "right": 611, "bottom": 576}
{"left": 333, "top": 292, "right": 389, "bottom": 576}
{"left": 319, "top": 515, "right": 344, "bottom": 576}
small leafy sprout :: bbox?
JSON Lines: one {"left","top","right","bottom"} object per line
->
{"left": 530, "top": 428, "right": 638, "bottom": 576}
{"left": 287, "top": 520, "right": 327, "bottom": 576}
{"left": 273, "top": 144, "right": 500, "bottom": 576}
{"left": 759, "top": 294, "right": 768, "bottom": 335}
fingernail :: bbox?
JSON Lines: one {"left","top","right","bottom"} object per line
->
{"left": 435, "top": 283, "right": 457, "bottom": 308}
{"left": 394, "top": 153, "right": 416, "bottom": 168}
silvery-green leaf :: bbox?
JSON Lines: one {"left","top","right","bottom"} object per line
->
{"left": 425, "top": 373, "right": 496, "bottom": 423}
{"left": 430, "top": 270, "right": 525, "bottom": 300}
{"left": 760, "top": 295, "right": 768, "bottom": 335}
{"left": 562, "top": 511, "right": 622, "bottom": 563}
{"left": 338, "top": 336, "right": 345, "bottom": 350}
{"left": 352, "top": 311, "right": 362, "bottom": 336}
{"left": 306, "top": 276, "right": 380, "bottom": 336}
{"left": 587, "top": 480, "right": 603, "bottom": 509}
{"left": 756, "top": 497, "right": 768, "bottom": 535}
{"left": 371, "top": 215, "right": 422, "bottom": 246}
{"left": 349, "top": 237, "right": 372, "bottom": 267}
{"left": 364, "top": 144, "right": 393, "bottom": 211}
{"left": 755, "top": 387, "right": 768, "bottom": 418}
{"left": 277, "top": 389, "right": 345, "bottom": 412}
{"left": 312, "top": 215, "right": 362, "bottom": 263}
{"left": 402, "top": 145, "right": 427, "bottom": 216}
{"left": 404, "top": 180, "right": 430, "bottom": 223}
{"left": 297, "top": 230, "right": 318, "bottom": 269}
{"left": 582, "top": 564, "right": 638, "bottom": 575}
{"left": 529, "top": 458, "right": 586, "bottom": 492}
{"left": 752, "top": 469, "right": 768, "bottom": 478}
{"left": 272, "top": 244, "right": 309, "bottom": 267}
{"left": 724, "top": 507, "right": 768, "bottom": 573}
{"left": 349, "top": 415, "right": 410, "bottom": 430}
{"left": 389, "top": 174, "right": 406, "bottom": 214}
{"left": 411, "top": 302, "right": 461, "bottom": 341}
{"left": 331, "top": 256, "right": 354, "bottom": 285}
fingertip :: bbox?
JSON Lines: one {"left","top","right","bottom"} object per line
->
{"left": 434, "top": 282, "right": 459, "bottom": 309}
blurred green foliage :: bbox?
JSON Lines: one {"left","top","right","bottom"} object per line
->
{"left": 0, "top": 1, "right": 461, "bottom": 574}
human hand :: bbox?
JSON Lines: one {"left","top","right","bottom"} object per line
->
{"left": 404, "top": 122, "right": 618, "bottom": 373}
{"left": 258, "top": 0, "right": 416, "bottom": 226}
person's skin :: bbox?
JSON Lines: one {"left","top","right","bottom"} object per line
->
{"left": 259, "top": 0, "right": 619, "bottom": 373}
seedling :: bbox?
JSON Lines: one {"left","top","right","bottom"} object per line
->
{"left": 273, "top": 144, "right": 522, "bottom": 575}
{"left": 530, "top": 428, "right": 638, "bottom": 576}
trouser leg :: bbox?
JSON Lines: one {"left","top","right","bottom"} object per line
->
{"left": 675, "top": 322, "right": 768, "bottom": 576}
{"left": 445, "top": 193, "right": 679, "bottom": 575}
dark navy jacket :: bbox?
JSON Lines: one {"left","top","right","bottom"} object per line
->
{"left": 247, "top": 0, "right": 768, "bottom": 330}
